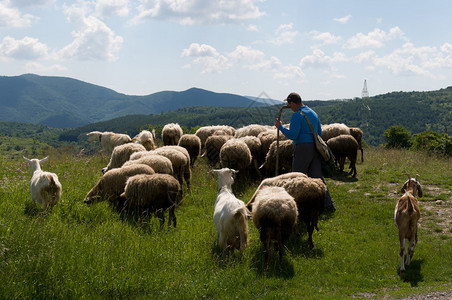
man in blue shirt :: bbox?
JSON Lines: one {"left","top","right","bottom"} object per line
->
{"left": 275, "top": 92, "right": 335, "bottom": 213}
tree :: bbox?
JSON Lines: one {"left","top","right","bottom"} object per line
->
{"left": 383, "top": 125, "right": 412, "bottom": 149}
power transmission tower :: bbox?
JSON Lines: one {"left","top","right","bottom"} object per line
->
{"left": 361, "top": 79, "right": 369, "bottom": 98}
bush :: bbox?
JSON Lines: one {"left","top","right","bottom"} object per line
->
{"left": 411, "top": 131, "right": 452, "bottom": 156}
{"left": 383, "top": 125, "right": 412, "bottom": 149}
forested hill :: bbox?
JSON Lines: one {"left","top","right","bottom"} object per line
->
{"left": 0, "top": 74, "right": 272, "bottom": 128}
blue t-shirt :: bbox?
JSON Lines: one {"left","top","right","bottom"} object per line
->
{"left": 278, "top": 105, "right": 322, "bottom": 144}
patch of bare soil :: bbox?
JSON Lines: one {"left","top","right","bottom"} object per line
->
{"left": 418, "top": 184, "right": 452, "bottom": 238}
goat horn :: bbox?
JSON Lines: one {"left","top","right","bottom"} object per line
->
{"left": 404, "top": 172, "right": 411, "bottom": 179}
{"left": 415, "top": 174, "right": 419, "bottom": 180}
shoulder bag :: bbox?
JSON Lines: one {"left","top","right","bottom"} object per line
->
{"left": 298, "top": 110, "right": 331, "bottom": 161}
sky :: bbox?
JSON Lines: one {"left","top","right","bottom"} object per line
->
{"left": 1, "top": 0, "right": 451, "bottom": 101}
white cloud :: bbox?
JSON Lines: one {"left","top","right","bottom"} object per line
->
{"left": 0, "top": 1, "right": 37, "bottom": 27}
{"left": 9, "top": 0, "right": 54, "bottom": 7}
{"left": 58, "top": 3, "right": 123, "bottom": 61}
{"left": 228, "top": 45, "right": 264, "bottom": 62}
{"left": 133, "top": 0, "right": 265, "bottom": 25}
{"left": 95, "top": 0, "right": 129, "bottom": 18}
{"left": 25, "top": 62, "right": 67, "bottom": 73}
{"left": 346, "top": 26, "right": 406, "bottom": 49}
{"left": 246, "top": 24, "right": 258, "bottom": 32}
{"left": 269, "top": 23, "right": 298, "bottom": 45}
{"left": 182, "top": 43, "right": 230, "bottom": 73}
{"left": 308, "top": 31, "right": 341, "bottom": 45}
{"left": 334, "top": 14, "right": 351, "bottom": 24}
{"left": 247, "top": 56, "right": 281, "bottom": 72}
{"left": 300, "top": 49, "right": 346, "bottom": 70}
{"left": 0, "top": 36, "right": 48, "bottom": 60}
{"left": 274, "top": 64, "right": 304, "bottom": 80}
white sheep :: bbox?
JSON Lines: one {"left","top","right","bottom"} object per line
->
{"left": 219, "top": 139, "right": 252, "bottom": 176}
{"left": 152, "top": 146, "right": 191, "bottom": 189}
{"left": 102, "top": 143, "right": 147, "bottom": 174}
{"left": 211, "top": 168, "right": 250, "bottom": 255}
{"left": 259, "top": 139, "right": 294, "bottom": 177}
{"left": 234, "top": 124, "right": 271, "bottom": 138}
{"left": 394, "top": 173, "right": 422, "bottom": 273}
{"left": 320, "top": 123, "right": 350, "bottom": 142}
{"left": 84, "top": 164, "right": 155, "bottom": 205}
{"left": 120, "top": 173, "right": 182, "bottom": 228}
{"left": 23, "top": 157, "right": 62, "bottom": 210}
{"left": 195, "top": 125, "right": 236, "bottom": 151}
{"left": 123, "top": 154, "right": 173, "bottom": 175}
{"left": 203, "top": 134, "right": 231, "bottom": 167}
{"left": 162, "top": 123, "right": 184, "bottom": 146}
{"left": 178, "top": 134, "right": 201, "bottom": 167}
{"left": 251, "top": 186, "right": 298, "bottom": 269}
{"left": 132, "top": 129, "right": 156, "bottom": 150}
{"left": 246, "top": 172, "right": 326, "bottom": 249}
{"left": 86, "top": 131, "right": 132, "bottom": 154}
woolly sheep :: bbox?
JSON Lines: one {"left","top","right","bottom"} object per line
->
{"left": 102, "top": 143, "right": 146, "bottom": 174}
{"left": 260, "top": 139, "right": 294, "bottom": 177}
{"left": 238, "top": 136, "right": 264, "bottom": 177}
{"left": 177, "top": 134, "right": 201, "bottom": 167}
{"left": 195, "top": 125, "right": 236, "bottom": 150}
{"left": 252, "top": 186, "right": 298, "bottom": 268}
{"left": 211, "top": 168, "right": 249, "bottom": 255}
{"left": 246, "top": 172, "right": 326, "bottom": 249}
{"left": 320, "top": 123, "right": 350, "bottom": 142}
{"left": 120, "top": 173, "right": 182, "bottom": 228}
{"left": 84, "top": 164, "right": 155, "bottom": 205}
{"left": 203, "top": 134, "right": 231, "bottom": 167}
{"left": 23, "top": 157, "right": 62, "bottom": 210}
{"left": 152, "top": 146, "right": 191, "bottom": 189}
{"left": 234, "top": 124, "right": 270, "bottom": 138}
{"left": 395, "top": 173, "right": 422, "bottom": 273}
{"left": 162, "top": 123, "right": 184, "bottom": 146}
{"left": 257, "top": 129, "right": 288, "bottom": 156}
{"left": 122, "top": 154, "right": 173, "bottom": 175}
{"left": 219, "top": 139, "right": 252, "bottom": 174}
{"left": 86, "top": 131, "right": 132, "bottom": 154}
{"left": 132, "top": 129, "right": 156, "bottom": 150}
{"left": 326, "top": 134, "right": 358, "bottom": 177}
{"left": 349, "top": 127, "right": 364, "bottom": 162}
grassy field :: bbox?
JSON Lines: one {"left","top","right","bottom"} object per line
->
{"left": 0, "top": 147, "right": 451, "bottom": 299}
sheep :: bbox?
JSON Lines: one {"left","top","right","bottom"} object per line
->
{"left": 211, "top": 168, "right": 249, "bottom": 255}
{"left": 257, "top": 129, "right": 288, "bottom": 157}
{"left": 259, "top": 139, "right": 294, "bottom": 177}
{"left": 162, "top": 123, "right": 183, "bottom": 146}
{"left": 219, "top": 139, "right": 252, "bottom": 176}
{"left": 152, "top": 146, "right": 191, "bottom": 189}
{"left": 132, "top": 129, "right": 156, "bottom": 150}
{"left": 120, "top": 173, "right": 182, "bottom": 228}
{"left": 234, "top": 124, "right": 271, "bottom": 138}
{"left": 246, "top": 172, "right": 326, "bottom": 249}
{"left": 122, "top": 154, "right": 173, "bottom": 175}
{"left": 349, "top": 127, "right": 364, "bottom": 162}
{"left": 326, "top": 134, "right": 358, "bottom": 177}
{"left": 238, "top": 136, "right": 264, "bottom": 177}
{"left": 395, "top": 173, "right": 422, "bottom": 273}
{"left": 320, "top": 123, "right": 350, "bottom": 142}
{"left": 102, "top": 143, "right": 146, "bottom": 174}
{"left": 195, "top": 125, "right": 236, "bottom": 151}
{"left": 251, "top": 186, "right": 298, "bottom": 269}
{"left": 86, "top": 131, "right": 132, "bottom": 154}
{"left": 84, "top": 164, "right": 155, "bottom": 205}
{"left": 203, "top": 134, "right": 231, "bottom": 167}
{"left": 23, "top": 157, "right": 62, "bottom": 211}
{"left": 177, "top": 134, "right": 201, "bottom": 167}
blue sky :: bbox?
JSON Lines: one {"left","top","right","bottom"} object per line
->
{"left": 1, "top": 0, "right": 451, "bottom": 101}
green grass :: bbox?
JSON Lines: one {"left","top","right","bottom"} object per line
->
{"left": 0, "top": 148, "right": 451, "bottom": 299}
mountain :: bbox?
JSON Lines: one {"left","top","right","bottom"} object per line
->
{"left": 0, "top": 74, "right": 269, "bottom": 128}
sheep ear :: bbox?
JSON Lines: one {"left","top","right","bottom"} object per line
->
{"left": 400, "top": 181, "right": 408, "bottom": 194}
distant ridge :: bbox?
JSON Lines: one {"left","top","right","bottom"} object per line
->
{"left": 0, "top": 74, "right": 269, "bottom": 128}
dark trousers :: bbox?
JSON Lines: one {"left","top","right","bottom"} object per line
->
{"left": 292, "top": 143, "right": 335, "bottom": 209}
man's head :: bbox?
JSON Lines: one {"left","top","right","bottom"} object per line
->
{"left": 285, "top": 92, "right": 302, "bottom": 105}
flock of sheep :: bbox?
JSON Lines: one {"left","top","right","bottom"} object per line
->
{"left": 22, "top": 121, "right": 421, "bottom": 272}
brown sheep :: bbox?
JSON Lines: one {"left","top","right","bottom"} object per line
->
{"left": 326, "top": 134, "right": 358, "bottom": 177}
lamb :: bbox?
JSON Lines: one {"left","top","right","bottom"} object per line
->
{"left": 259, "top": 139, "right": 294, "bottom": 177}
{"left": 219, "top": 139, "right": 252, "bottom": 176}
{"left": 120, "top": 174, "right": 182, "bottom": 228}
{"left": 177, "top": 134, "right": 201, "bottom": 167}
{"left": 86, "top": 131, "right": 132, "bottom": 154}
{"left": 394, "top": 173, "right": 422, "bottom": 273}
{"left": 84, "top": 164, "right": 155, "bottom": 205}
{"left": 102, "top": 143, "right": 146, "bottom": 174}
{"left": 251, "top": 186, "right": 298, "bottom": 269}
{"left": 203, "top": 134, "right": 231, "bottom": 167}
{"left": 349, "top": 127, "right": 364, "bottom": 162}
{"left": 162, "top": 123, "right": 184, "bottom": 146}
{"left": 122, "top": 154, "right": 173, "bottom": 175}
{"left": 246, "top": 172, "right": 326, "bottom": 249}
{"left": 326, "top": 134, "right": 358, "bottom": 177}
{"left": 23, "top": 157, "right": 62, "bottom": 211}
{"left": 211, "top": 168, "right": 249, "bottom": 255}
{"left": 132, "top": 129, "right": 156, "bottom": 150}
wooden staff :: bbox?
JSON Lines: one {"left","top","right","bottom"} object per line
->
{"left": 275, "top": 105, "right": 290, "bottom": 176}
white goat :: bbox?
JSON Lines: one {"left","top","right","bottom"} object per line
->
{"left": 23, "top": 156, "right": 62, "bottom": 210}
{"left": 394, "top": 173, "right": 422, "bottom": 273}
{"left": 211, "top": 168, "right": 249, "bottom": 255}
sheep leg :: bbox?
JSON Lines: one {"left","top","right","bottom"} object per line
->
{"left": 263, "top": 229, "right": 271, "bottom": 271}
{"left": 168, "top": 206, "right": 176, "bottom": 228}
{"left": 307, "top": 222, "right": 314, "bottom": 249}
{"left": 277, "top": 225, "right": 284, "bottom": 262}
{"left": 156, "top": 210, "right": 165, "bottom": 229}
